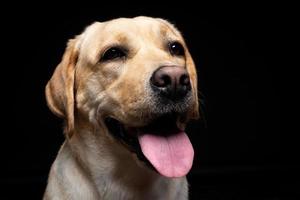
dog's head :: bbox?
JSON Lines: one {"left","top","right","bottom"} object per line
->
{"left": 46, "top": 16, "right": 199, "bottom": 178}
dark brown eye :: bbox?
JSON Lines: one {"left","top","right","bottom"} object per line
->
{"left": 169, "top": 41, "right": 185, "bottom": 56}
{"left": 101, "top": 47, "right": 126, "bottom": 61}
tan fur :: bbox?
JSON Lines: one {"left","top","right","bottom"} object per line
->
{"left": 44, "top": 16, "right": 198, "bottom": 200}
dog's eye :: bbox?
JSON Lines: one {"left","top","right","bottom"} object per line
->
{"left": 101, "top": 47, "right": 126, "bottom": 61}
{"left": 169, "top": 41, "right": 185, "bottom": 56}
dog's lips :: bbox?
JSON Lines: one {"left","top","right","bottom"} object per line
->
{"left": 104, "top": 115, "right": 194, "bottom": 178}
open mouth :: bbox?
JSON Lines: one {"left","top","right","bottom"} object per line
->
{"left": 104, "top": 114, "right": 194, "bottom": 178}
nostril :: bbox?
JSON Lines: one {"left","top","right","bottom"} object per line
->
{"left": 179, "top": 74, "right": 190, "bottom": 86}
{"left": 160, "top": 74, "right": 171, "bottom": 87}
{"left": 151, "top": 72, "right": 172, "bottom": 88}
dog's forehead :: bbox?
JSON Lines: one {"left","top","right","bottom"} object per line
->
{"left": 83, "top": 17, "right": 181, "bottom": 44}
{"left": 106, "top": 17, "right": 179, "bottom": 34}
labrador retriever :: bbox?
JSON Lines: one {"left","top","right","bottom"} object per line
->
{"left": 44, "top": 16, "right": 199, "bottom": 200}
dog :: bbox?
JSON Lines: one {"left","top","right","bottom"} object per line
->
{"left": 44, "top": 16, "right": 199, "bottom": 200}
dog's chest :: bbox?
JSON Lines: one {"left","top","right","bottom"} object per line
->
{"left": 98, "top": 175, "right": 188, "bottom": 200}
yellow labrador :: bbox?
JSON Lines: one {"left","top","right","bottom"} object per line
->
{"left": 44, "top": 16, "right": 199, "bottom": 200}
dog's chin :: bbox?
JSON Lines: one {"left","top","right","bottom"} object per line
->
{"left": 104, "top": 112, "right": 194, "bottom": 178}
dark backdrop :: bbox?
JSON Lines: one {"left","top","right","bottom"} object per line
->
{"left": 1, "top": 3, "right": 290, "bottom": 199}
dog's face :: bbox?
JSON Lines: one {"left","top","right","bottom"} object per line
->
{"left": 46, "top": 16, "right": 199, "bottom": 178}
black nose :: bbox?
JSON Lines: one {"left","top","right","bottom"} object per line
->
{"left": 150, "top": 66, "right": 191, "bottom": 100}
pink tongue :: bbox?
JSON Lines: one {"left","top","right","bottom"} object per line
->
{"left": 138, "top": 131, "right": 194, "bottom": 178}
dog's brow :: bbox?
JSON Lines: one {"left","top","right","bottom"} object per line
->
{"left": 114, "top": 33, "right": 129, "bottom": 44}
{"left": 159, "top": 25, "right": 169, "bottom": 37}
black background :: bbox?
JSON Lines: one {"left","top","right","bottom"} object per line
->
{"left": 1, "top": 2, "right": 292, "bottom": 199}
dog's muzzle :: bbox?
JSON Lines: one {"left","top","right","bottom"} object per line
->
{"left": 103, "top": 66, "right": 195, "bottom": 178}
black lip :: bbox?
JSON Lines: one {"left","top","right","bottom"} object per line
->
{"left": 104, "top": 117, "right": 153, "bottom": 168}
{"left": 104, "top": 117, "right": 138, "bottom": 149}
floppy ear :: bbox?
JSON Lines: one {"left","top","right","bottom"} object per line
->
{"left": 45, "top": 38, "right": 79, "bottom": 137}
{"left": 185, "top": 49, "right": 200, "bottom": 120}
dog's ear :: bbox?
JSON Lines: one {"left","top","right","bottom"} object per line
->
{"left": 185, "top": 49, "right": 200, "bottom": 120}
{"left": 45, "top": 38, "right": 79, "bottom": 137}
